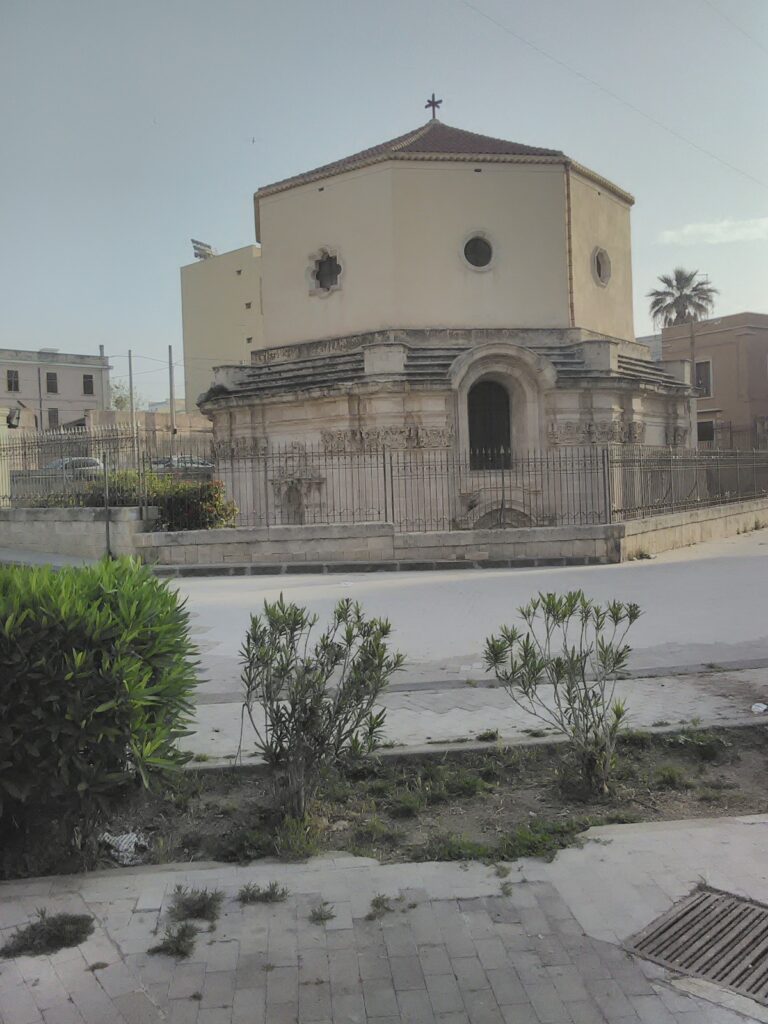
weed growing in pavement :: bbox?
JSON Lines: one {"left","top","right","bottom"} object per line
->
{"left": 168, "top": 885, "right": 223, "bottom": 923}
{"left": 0, "top": 909, "right": 94, "bottom": 958}
{"left": 148, "top": 922, "right": 197, "bottom": 960}
{"left": 309, "top": 902, "right": 335, "bottom": 924}
{"left": 238, "top": 881, "right": 289, "bottom": 905}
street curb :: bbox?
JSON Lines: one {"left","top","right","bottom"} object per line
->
{"left": 151, "top": 555, "right": 609, "bottom": 578}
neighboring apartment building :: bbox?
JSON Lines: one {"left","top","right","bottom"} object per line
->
{"left": 661, "top": 312, "right": 768, "bottom": 447}
{"left": 1, "top": 345, "right": 110, "bottom": 429}
{"left": 181, "top": 244, "right": 264, "bottom": 410}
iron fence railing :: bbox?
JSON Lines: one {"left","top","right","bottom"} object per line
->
{"left": 2, "top": 427, "right": 768, "bottom": 532}
{"left": 607, "top": 444, "right": 768, "bottom": 521}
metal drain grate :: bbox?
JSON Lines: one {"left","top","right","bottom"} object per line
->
{"left": 628, "top": 887, "right": 768, "bottom": 1007}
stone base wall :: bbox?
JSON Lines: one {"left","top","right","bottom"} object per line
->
{"left": 3, "top": 499, "right": 767, "bottom": 567}
{"left": 0, "top": 507, "right": 158, "bottom": 559}
{"left": 136, "top": 522, "right": 614, "bottom": 567}
{"left": 137, "top": 498, "right": 768, "bottom": 570}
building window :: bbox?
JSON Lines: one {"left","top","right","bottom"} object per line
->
{"left": 46, "top": 371, "right": 58, "bottom": 394}
{"left": 245, "top": 301, "right": 252, "bottom": 309}
{"left": 236, "top": 269, "right": 242, "bottom": 275}
{"left": 314, "top": 252, "right": 342, "bottom": 292}
{"left": 463, "top": 235, "right": 493, "bottom": 269}
{"left": 468, "top": 379, "right": 511, "bottom": 469}
{"left": 698, "top": 420, "right": 715, "bottom": 445}
{"left": 47, "top": 408, "right": 59, "bottom": 429}
{"left": 592, "top": 247, "right": 611, "bottom": 286}
{"left": 246, "top": 336, "right": 253, "bottom": 344}
{"left": 83, "top": 373, "right": 94, "bottom": 395}
{"left": 6, "top": 369, "right": 19, "bottom": 392}
{"left": 695, "top": 360, "right": 712, "bottom": 398}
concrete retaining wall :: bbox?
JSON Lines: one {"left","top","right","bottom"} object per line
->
{"left": 3, "top": 497, "right": 768, "bottom": 568}
{"left": 0, "top": 507, "right": 158, "bottom": 559}
{"left": 618, "top": 498, "right": 768, "bottom": 559}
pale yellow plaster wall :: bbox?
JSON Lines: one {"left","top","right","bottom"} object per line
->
{"left": 389, "top": 162, "right": 570, "bottom": 330}
{"left": 181, "top": 245, "right": 264, "bottom": 409}
{"left": 258, "top": 160, "right": 572, "bottom": 348}
{"left": 259, "top": 166, "right": 395, "bottom": 348}
{"left": 568, "top": 170, "right": 634, "bottom": 341}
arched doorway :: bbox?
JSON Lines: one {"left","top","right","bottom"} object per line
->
{"left": 468, "top": 380, "right": 511, "bottom": 469}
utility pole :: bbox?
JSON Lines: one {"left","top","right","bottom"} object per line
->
{"left": 168, "top": 345, "right": 177, "bottom": 433}
{"left": 36, "top": 366, "right": 43, "bottom": 430}
{"left": 168, "top": 345, "right": 177, "bottom": 458}
{"left": 128, "top": 349, "right": 139, "bottom": 471}
{"left": 128, "top": 349, "right": 136, "bottom": 432}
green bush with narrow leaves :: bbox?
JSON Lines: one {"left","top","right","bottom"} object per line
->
{"left": 0, "top": 558, "right": 198, "bottom": 860}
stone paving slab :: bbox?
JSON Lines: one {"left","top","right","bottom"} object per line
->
{"left": 3, "top": 816, "right": 768, "bottom": 1022}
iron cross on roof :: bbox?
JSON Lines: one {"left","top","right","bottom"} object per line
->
{"left": 425, "top": 93, "right": 442, "bottom": 119}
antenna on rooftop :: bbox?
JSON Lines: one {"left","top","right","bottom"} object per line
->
{"left": 191, "top": 239, "right": 216, "bottom": 260}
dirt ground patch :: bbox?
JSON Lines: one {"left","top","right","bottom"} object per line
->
{"left": 124, "top": 723, "right": 768, "bottom": 866}
{"left": 3, "top": 724, "right": 767, "bottom": 879}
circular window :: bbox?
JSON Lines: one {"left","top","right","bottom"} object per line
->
{"left": 593, "top": 247, "right": 611, "bottom": 286}
{"left": 464, "top": 236, "right": 493, "bottom": 268}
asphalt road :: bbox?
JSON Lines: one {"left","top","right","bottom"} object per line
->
{"left": 176, "top": 530, "right": 768, "bottom": 693}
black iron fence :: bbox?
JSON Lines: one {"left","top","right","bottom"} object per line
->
{"left": 608, "top": 445, "right": 768, "bottom": 521}
{"left": 2, "top": 427, "right": 768, "bottom": 532}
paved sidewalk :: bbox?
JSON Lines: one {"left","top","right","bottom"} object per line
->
{"left": 2, "top": 815, "right": 767, "bottom": 1023}
{"left": 187, "top": 664, "right": 768, "bottom": 761}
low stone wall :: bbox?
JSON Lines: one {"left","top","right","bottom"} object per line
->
{"left": 618, "top": 498, "right": 768, "bottom": 559}
{"left": 136, "top": 521, "right": 614, "bottom": 567}
{"left": 137, "top": 523, "right": 398, "bottom": 566}
{"left": 4, "top": 497, "right": 766, "bottom": 568}
{"left": 0, "top": 507, "right": 158, "bottom": 559}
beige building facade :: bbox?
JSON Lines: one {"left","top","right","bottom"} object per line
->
{"left": 1, "top": 345, "right": 110, "bottom": 429}
{"left": 661, "top": 313, "right": 768, "bottom": 447}
{"left": 181, "top": 244, "right": 263, "bottom": 410}
{"left": 197, "top": 118, "right": 694, "bottom": 527}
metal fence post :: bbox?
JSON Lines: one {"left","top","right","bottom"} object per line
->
{"left": 103, "top": 451, "right": 112, "bottom": 559}
{"left": 601, "top": 446, "right": 613, "bottom": 524}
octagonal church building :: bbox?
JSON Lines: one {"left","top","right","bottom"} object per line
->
{"left": 198, "top": 113, "right": 694, "bottom": 529}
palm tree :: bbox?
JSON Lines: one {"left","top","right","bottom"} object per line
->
{"left": 647, "top": 268, "right": 718, "bottom": 327}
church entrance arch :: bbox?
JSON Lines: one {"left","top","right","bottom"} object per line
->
{"left": 468, "top": 380, "right": 511, "bottom": 469}
{"left": 450, "top": 342, "right": 556, "bottom": 462}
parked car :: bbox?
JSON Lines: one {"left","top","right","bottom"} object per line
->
{"left": 42, "top": 456, "right": 104, "bottom": 479}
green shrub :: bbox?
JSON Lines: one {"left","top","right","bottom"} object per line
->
{"left": 82, "top": 471, "right": 237, "bottom": 531}
{"left": 240, "top": 596, "right": 403, "bottom": 819}
{"left": 0, "top": 558, "right": 198, "bottom": 854}
{"left": 485, "top": 591, "right": 641, "bottom": 794}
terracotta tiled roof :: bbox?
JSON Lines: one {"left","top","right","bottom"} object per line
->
{"left": 257, "top": 120, "right": 567, "bottom": 197}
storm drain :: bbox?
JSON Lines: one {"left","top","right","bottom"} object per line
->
{"left": 628, "top": 887, "right": 768, "bottom": 1007}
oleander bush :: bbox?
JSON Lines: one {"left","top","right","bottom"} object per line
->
{"left": 0, "top": 558, "right": 198, "bottom": 870}
{"left": 240, "top": 596, "right": 404, "bottom": 820}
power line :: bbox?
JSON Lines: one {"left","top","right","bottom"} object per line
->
{"left": 699, "top": 0, "right": 768, "bottom": 55}
{"left": 457, "top": 0, "right": 768, "bottom": 192}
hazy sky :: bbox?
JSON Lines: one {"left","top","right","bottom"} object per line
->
{"left": 2, "top": 0, "right": 767, "bottom": 401}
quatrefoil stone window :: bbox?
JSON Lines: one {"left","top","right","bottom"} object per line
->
{"left": 310, "top": 250, "right": 342, "bottom": 294}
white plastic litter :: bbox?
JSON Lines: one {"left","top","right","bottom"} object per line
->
{"left": 751, "top": 703, "right": 768, "bottom": 714}
{"left": 99, "top": 830, "right": 149, "bottom": 866}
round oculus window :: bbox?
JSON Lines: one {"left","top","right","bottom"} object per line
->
{"left": 464, "top": 236, "right": 493, "bottom": 268}
{"left": 593, "top": 247, "right": 611, "bottom": 286}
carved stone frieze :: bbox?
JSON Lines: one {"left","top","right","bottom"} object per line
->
{"left": 321, "top": 426, "right": 454, "bottom": 453}
{"left": 665, "top": 426, "right": 689, "bottom": 446}
{"left": 547, "top": 419, "right": 646, "bottom": 445}
{"left": 212, "top": 437, "right": 268, "bottom": 458}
